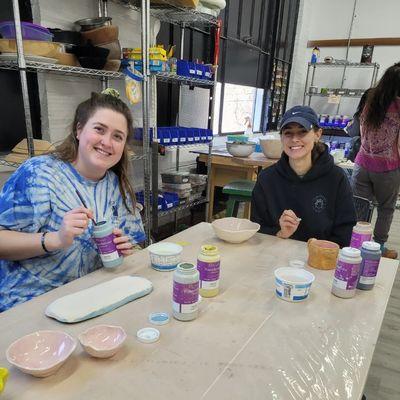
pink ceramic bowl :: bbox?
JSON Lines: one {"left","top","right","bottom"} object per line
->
{"left": 6, "top": 330, "right": 76, "bottom": 378}
{"left": 78, "top": 325, "right": 127, "bottom": 358}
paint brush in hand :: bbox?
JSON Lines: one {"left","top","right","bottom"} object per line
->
{"left": 75, "top": 189, "right": 97, "bottom": 225}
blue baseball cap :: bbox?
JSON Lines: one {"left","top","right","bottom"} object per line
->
{"left": 279, "top": 105, "right": 319, "bottom": 131}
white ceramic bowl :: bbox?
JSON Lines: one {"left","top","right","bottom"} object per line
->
{"left": 226, "top": 142, "right": 256, "bottom": 157}
{"left": 211, "top": 217, "right": 260, "bottom": 243}
{"left": 147, "top": 242, "right": 183, "bottom": 271}
{"left": 274, "top": 267, "right": 315, "bottom": 302}
{"left": 259, "top": 136, "right": 283, "bottom": 159}
{"left": 78, "top": 325, "right": 127, "bottom": 358}
{"left": 6, "top": 330, "right": 76, "bottom": 378}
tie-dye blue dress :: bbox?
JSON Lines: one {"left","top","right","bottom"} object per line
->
{"left": 0, "top": 155, "right": 145, "bottom": 312}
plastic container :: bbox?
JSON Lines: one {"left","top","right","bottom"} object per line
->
{"left": 332, "top": 247, "right": 362, "bottom": 298}
{"left": 357, "top": 241, "right": 382, "bottom": 290}
{"left": 274, "top": 267, "right": 315, "bottom": 302}
{"left": 350, "top": 222, "right": 373, "bottom": 249}
{"left": 161, "top": 172, "right": 190, "bottom": 184}
{"left": 172, "top": 262, "right": 200, "bottom": 321}
{"left": 177, "top": 59, "right": 190, "bottom": 77}
{"left": 148, "top": 242, "right": 183, "bottom": 271}
{"left": 170, "top": 127, "right": 179, "bottom": 144}
{"left": 199, "top": 128, "right": 207, "bottom": 143}
{"left": 193, "top": 128, "right": 201, "bottom": 143}
{"left": 179, "top": 128, "right": 187, "bottom": 144}
{"left": 92, "top": 221, "right": 123, "bottom": 268}
{"left": 197, "top": 245, "right": 221, "bottom": 298}
{"left": 0, "top": 21, "right": 53, "bottom": 42}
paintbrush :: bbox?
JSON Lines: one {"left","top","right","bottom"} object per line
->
{"left": 75, "top": 189, "right": 98, "bottom": 225}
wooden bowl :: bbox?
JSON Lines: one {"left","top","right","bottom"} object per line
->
{"left": 307, "top": 238, "right": 339, "bottom": 270}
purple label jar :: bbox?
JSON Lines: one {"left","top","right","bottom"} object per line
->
{"left": 332, "top": 247, "right": 362, "bottom": 298}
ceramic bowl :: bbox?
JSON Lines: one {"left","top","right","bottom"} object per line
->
{"left": 147, "top": 242, "right": 183, "bottom": 271}
{"left": 212, "top": 217, "right": 260, "bottom": 243}
{"left": 78, "top": 325, "right": 127, "bottom": 358}
{"left": 226, "top": 142, "right": 256, "bottom": 158}
{"left": 307, "top": 238, "right": 339, "bottom": 270}
{"left": 6, "top": 330, "right": 76, "bottom": 377}
{"left": 259, "top": 136, "right": 283, "bottom": 159}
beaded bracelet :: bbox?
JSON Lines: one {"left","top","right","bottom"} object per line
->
{"left": 41, "top": 232, "right": 51, "bottom": 254}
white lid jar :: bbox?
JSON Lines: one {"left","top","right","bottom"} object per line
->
{"left": 332, "top": 247, "right": 362, "bottom": 299}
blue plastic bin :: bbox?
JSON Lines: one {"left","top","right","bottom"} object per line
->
{"left": 170, "top": 127, "right": 179, "bottom": 145}
{"left": 177, "top": 60, "right": 190, "bottom": 77}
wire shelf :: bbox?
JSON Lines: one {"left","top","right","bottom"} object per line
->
{"left": 158, "top": 197, "right": 207, "bottom": 217}
{"left": 308, "top": 61, "right": 380, "bottom": 68}
{"left": 156, "top": 72, "right": 214, "bottom": 87}
{"left": 0, "top": 60, "right": 125, "bottom": 79}
{"left": 161, "top": 142, "right": 210, "bottom": 150}
{"left": 0, "top": 158, "right": 21, "bottom": 168}
{"left": 112, "top": 0, "right": 218, "bottom": 27}
{"left": 0, "top": 61, "right": 214, "bottom": 87}
{"left": 306, "top": 92, "right": 362, "bottom": 98}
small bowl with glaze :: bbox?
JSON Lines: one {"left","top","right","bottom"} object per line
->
{"left": 6, "top": 330, "right": 76, "bottom": 377}
{"left": 78, "top": 325, "right": 127, "bottom": 358}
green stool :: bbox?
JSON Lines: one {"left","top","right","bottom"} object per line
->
{"left": 222, "top": 180, "right": 255, "bottom": 217}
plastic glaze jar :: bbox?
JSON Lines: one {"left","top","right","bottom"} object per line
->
{"left": 349, "top": 222, "right": 373, "bottom": 249}
{"left": 92, "top": 221, "right": 123, "bottom": 268}
{"left": 357, "top": 241, "right": 382, "bottom": 290}
{"left": 332, "top": 247, "right": 362, "bottom": 299}
{"left": 172, "top": 262, "right": 199, "bottom": 321}
{"left": 197, "top": 245, "right": 220, "bottom": 298}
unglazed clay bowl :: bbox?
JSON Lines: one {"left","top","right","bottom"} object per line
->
{"left": 6, "top": 330, "right": 76, "bottom": 377}
{"left": 212, "top": 217, "right": 260, "bottom": 243}
{"left": 78, "top": 325, "right": 127, "bottom": 358}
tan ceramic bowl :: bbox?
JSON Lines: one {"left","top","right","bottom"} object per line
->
{"left": 307, "top": 238, "right": 339, "bottom": 270}
{"left": 259, "top": 136, "right": 283, "bottom": 159}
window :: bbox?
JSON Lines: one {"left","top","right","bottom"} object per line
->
{"left": 213, "top": 83, "right": 264, "bottom": 135}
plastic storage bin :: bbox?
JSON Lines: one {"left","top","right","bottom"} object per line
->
{"left": 0, "top": 21, "right": 53, "bottom": 42}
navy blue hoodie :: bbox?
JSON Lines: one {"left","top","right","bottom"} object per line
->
{"left": 251, "top": 146, "right": 356, "bottom": 247}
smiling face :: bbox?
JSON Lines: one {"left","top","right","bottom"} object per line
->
{"left": 74, "top": 108, "right": 128, "bottom": 180}
{"left": 280, "top": 122, "right": 322, "bottom": 161}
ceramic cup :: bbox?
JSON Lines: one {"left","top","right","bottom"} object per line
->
{"left": 307, "top": 238, "right": 339, "bottom": 270}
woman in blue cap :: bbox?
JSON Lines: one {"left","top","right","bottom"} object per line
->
{"left": 251, "top": 105, "right": 356, "bottom": 247}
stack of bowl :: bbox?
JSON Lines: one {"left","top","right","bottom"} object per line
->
{"left": 75, "top": 17, "right": 121, "bottom": 72}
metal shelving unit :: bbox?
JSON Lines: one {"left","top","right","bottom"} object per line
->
{"left": 3, "top": 0, "right": 215, "bottom": 243}
{"left": 303, "top": 61, "right": 380, "bottom": 114}
{"left": 112, "top": 0, "right": 218, "bottom": 27}
{"left": 137, "top": 0, "right": 216, "bottom": 237}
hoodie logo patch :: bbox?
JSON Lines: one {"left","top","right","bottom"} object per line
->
{"left": 312, "top": 195, "right": 327, "bottom": 213}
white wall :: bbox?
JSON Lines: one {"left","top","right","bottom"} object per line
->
{"left": 287, "top": 0, "right": 400, "bottom": 117}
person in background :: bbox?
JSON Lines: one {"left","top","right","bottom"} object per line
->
{"left": 345, "top": 88, "right": 371, "bottom": 162}
{"left": 0, "top": 91, "right": 145, "bottom": 312}
{"left": 352, "top": 62, "right": 400, "bottom": 259}
{"left": 251, "top": 105, "right": 356, "bottom": 247}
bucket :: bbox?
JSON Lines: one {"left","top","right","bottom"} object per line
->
{"left": 274, "top": 267, "right": 315, "bottom": 302}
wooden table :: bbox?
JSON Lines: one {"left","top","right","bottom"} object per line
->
{"left": 1, "top": 223, "right": 398, "bottom": 400}
{"left": 197, "top": 151, "right": 277, "bottom": 220}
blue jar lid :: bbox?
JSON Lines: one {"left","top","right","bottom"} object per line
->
{"left": 149, "top": 312, "right": 170, "bottom": 326}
